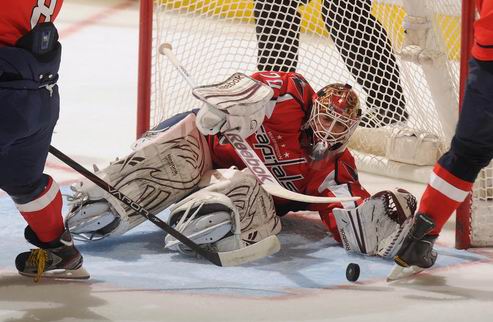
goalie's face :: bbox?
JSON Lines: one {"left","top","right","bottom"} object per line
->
{"left": 306, "top": 83, "right": 361, "bottom": 159}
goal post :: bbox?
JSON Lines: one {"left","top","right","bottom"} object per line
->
{"left": 136, "top": 0, "right": 487, "bottom": 249}
{"left": 136, "top": 0, "right": 153, "bottom": 138}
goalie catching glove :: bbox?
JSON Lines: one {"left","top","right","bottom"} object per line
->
{"left": 165, "top": 167, "right": 281, "bottom": 255}
{"left": 193, "top": 73, "right": 274, "bottom": 138}
{"left": 333, "top": 188, "right": 417, "bottom": 259}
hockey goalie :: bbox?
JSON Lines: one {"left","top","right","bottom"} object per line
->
{"left": 66, "top": 71, "right": 417, "bottom": 260}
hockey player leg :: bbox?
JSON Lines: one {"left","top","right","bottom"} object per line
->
{"left": 321, "top": 0, "right": 407, "bottom": 127}
{"left": 66, "top": 113, "right": 212, "bottom": 240}
{"left": 253, "top": 0, "right": 306, "bottom": 72}
{"left": 3, "top": 175, "right": 88, "bottom": 281}
{"left": 165, "top": 168, "right": 281, "bottom": 262}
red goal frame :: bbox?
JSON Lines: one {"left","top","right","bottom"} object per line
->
{"left": 136, "top": 0, "right": 478, "bottom": 249}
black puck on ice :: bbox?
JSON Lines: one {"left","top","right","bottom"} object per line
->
{"left": 346, "top": 263, "right": 360, "bottom": 282}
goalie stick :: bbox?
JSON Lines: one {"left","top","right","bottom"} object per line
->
{"left": 49, "top": 145, "right": 281, "bottom": 267}
{"left": 159, "top": 43, "right": 359, "bottom": 204}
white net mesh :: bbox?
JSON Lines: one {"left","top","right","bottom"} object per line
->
{"left": 471, "top": 165, "right": 493, "bottom": 246}
{"left": 146, "top": 0, "right": 492, "bottom": 247}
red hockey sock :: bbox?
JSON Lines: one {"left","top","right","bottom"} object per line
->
{"left": 419, "top": 164, "right": 473, "bottom": 235}
{"left": 16, "top": 176, "right": 65, "bottom": 243}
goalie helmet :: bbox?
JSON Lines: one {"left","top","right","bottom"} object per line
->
{"left": 303, "top": 83, "right": 361, "bottom": 160}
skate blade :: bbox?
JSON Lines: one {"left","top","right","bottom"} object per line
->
{"left": 386, "top": 264, "right": 424, "bottom": 282}
{"left": 19, "top": 267, "right": 90, "bottom": 281}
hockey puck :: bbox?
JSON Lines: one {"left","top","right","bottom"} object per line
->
{"left": 346, "top": 263, "right": 360, "bottom": 282}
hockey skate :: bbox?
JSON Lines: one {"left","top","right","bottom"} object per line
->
{"left": 15, "top": 226, "right": 89, "bottom": 282}
{"left": 387, "top": 213, "right": 437, "bottom": 281}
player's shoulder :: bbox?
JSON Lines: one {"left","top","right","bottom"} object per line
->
{"left": 251, "top": 71, "right": 310, "bottom": 85}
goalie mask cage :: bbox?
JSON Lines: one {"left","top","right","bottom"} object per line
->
{"left": 136, "top": 0, "right": 486, "bottom": 249}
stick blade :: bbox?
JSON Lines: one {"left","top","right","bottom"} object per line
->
{"left": 217, "top": 235, "right": 281, "bottom": 267}
{"left": 19, "top": 267, "right": 91, "bottom": 281}
{"left": 261, "top": 183, "right": 359, "bottom": 204}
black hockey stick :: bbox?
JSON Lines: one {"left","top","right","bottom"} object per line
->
{"left": 48, "top": 145, "right": 222, "bottom": 265}
{"left": 49, "top": 145, "right": 280, "bottom": 267}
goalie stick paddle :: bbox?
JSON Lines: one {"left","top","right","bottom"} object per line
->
{"left": 159, "top": 43, "right": 359, "bottom": 204}
{"left": 49, "top": 145, "right": 281, "bottom": 267}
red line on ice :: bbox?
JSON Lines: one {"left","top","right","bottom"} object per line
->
{"left": 59, "top": 0, "right": 136, "bottom": 38}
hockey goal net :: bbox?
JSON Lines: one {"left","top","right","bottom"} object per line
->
{"left": 137, "top": 0, "right": 489, "bottom": 248}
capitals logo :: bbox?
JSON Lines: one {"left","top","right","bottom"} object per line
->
{"left": 253, "top": 126, "right": 306, "bottom": 192}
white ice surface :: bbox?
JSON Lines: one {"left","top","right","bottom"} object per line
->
{"left": 1, "top": 1, "right": 493, "bottom": 321}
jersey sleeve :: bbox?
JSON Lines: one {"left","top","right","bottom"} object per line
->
{"left": 251, "top": 71, "right": 316, "bottom": 116}
{"left": 305, "top": 149, "right": 371, "bottom": 242}
{"left": 472, "top": 0, "right": 493, "bottom": 61}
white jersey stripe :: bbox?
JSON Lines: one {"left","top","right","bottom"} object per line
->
{"left": 277, "top": 94, "right": 294, "bottom": 102}
{"left": 429, "top": 171, "right": 469, "bottom": 202}
{"left": 318, "top": 171, "right": 356, "bottom": 208}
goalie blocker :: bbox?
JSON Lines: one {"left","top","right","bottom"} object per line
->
{"left": 193, "top": 72, "right": 275, "bottom": 139}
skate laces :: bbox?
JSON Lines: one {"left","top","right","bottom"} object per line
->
{"left": 28, "top": 249, "right": 48, "bottom": 282}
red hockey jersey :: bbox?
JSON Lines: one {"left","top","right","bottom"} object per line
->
{"left": 208, "top": 71, "right": 370, "bottom": 241}
{"left": 473, "top": 0, "right": 493, "bottom": 61}
{"left": 0, "top": 0, "right": 63, "bottom": 47}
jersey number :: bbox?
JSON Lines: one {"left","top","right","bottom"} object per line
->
{"left": 31, "top": 0, "right": 58, "bottom": 28}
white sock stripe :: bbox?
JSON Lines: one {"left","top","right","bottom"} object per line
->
{"left": 429, "top": 171, "right": 469, "bottom": 202}
{"left": 16, "top": 180, "right": 60, "bottom": 213}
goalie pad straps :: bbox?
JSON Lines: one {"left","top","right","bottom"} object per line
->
{"left": 333, "top": 188, "right": 417, "bottom": 258}
{"left": 165, "top": 191, "right": 241, "bottom": 254}
{"left": 200, "top": 168, "right": 281, "bottom": 244}
{"left": 165, "top": 168, "right": 281, "bottom": 255}
{"left": 193, "top": 73, "right": 274, "bottom": 138}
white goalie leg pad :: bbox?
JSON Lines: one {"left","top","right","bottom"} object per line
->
{"left": 165, "top": 167, "right": 281, "bottom": 255}
{"left": 333, "top": 188, "right": 417, "bottom": 258}
{"left": 66, "top": 114, "right": 212, "bottom": 240}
